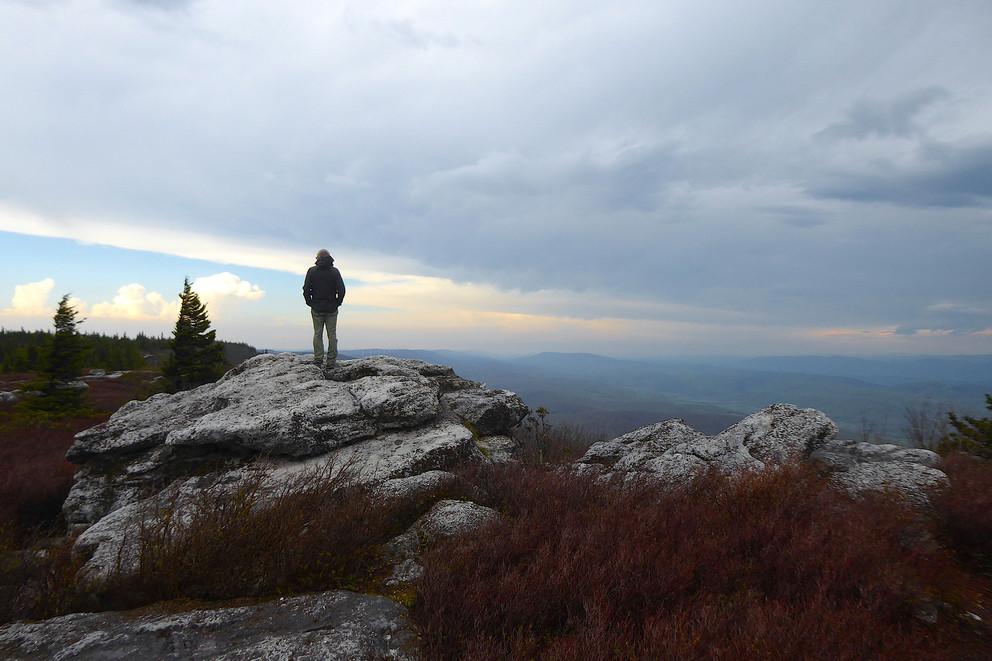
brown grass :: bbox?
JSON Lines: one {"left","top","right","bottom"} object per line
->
{"left": 414, "top": 463, "right": 986, "bottom": 660}
{"left": 0, "top": 534, "right": 85, "bottom": 625}
{"left": 513, "top": 421, "right": 604, "bottom": 465}
{"left": 97, "top": 462, "right": 448, "bottom": 610}
{"left": 0, "top": 462, "right": 458, "bottom": 624}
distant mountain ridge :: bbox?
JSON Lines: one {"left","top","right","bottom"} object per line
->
{"left": 328, "top": 349, "right": 991, "bottom": 441}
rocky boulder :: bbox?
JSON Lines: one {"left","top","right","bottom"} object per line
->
{"left": 385, "top": 499, "right": 500, "bottom": 586}
{"left": 809, "top": 439, "right": 947, "bottom": 507}
{"left": 574, "top": 403, "right": 946, "bottom": 505}
{"left": 0, "top": 590, "right": 415, "bottom": 660}
{"left": 62, "top": 354, "right": 527, "bottom": 582}
{"left": 64, "top": 354, "right": 528, "bottom": 529}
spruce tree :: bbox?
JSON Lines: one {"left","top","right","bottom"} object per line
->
{"left": 939, "top": 395, "right": 992, "bottom": 458}
{"left": 35, "top": 294, "right": 88, "bottom": 411}
{"left": 162, "top": 278, "right": 226, "bottom": 392}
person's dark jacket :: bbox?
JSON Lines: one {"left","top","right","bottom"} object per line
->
{"left": 303, "top": 255, "right": 346, "bottom": 314}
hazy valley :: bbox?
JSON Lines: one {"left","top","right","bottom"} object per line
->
{"left": 339, "top": 349, "right": 991, "bottom": 441}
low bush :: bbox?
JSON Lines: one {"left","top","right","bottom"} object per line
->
{"left": 513, "top": 417, "right": 603, "bottom": 465}
{"left": 0, "top": 420, "right": 78, "bottom": 540}
{"left": 100, "top": 462, "right": 445, "bottom": 609}
{"left": 933, "top": 452, "right": 992, "bottom": 575}
{"left": 415, "top": 463, "right": 982, "bottom": 660}
{"left": 0, "top": 535, "right": 84, "bottom": 625}
{"left": 0, "top": 370, "right": 164, "bottom": 542}
{"left": 0, "top": 462, "right": 457, "bottom": 624}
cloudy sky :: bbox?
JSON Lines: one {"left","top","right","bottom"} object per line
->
{"left": 1, "top": 0, "right": 990, "bottom": 355}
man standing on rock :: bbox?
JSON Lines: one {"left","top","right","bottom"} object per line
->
{"left": 303, "top": 249, "right": 346, "bottom": 368}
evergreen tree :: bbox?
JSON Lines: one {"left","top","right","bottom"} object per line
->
{"left": 44, "top": 295, "right": 87, "bottom": 382}
{"left": 34, "top": 294, "right": 88, "bottom": 411}
{"left": 162, "top": 278, "right": 225, "bottom": 392}
{"left": 939, "top": 395, "right": 992, "bottom": 458}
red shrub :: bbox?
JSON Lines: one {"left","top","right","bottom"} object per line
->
{"left": 84, "top": 371, "right": 161, "bottom": 413}
{"left": 415, "top": 464, "right": 982, "bottom": 660}
{"left": 0, "top": 371, "right": 158, "bottom": 540}
{"left": 0, "top": 423, "right": 77, "bottom": 539}
{"left": 933, "top": 452, "right": 992, "bottom": 575}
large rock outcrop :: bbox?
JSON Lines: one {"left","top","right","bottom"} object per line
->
{"left": 62, "top": 354, "right": 528, "bottom": 581}
{"left": 0, "top": 590, "right": 414, "bottom": 660}
{"left": 64, "top": 353, "right": 526, "bottom": 527}
{"left": 574, "top": 403, "right": 946, "bottom": 505}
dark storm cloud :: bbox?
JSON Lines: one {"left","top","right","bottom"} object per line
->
{"left": 810, "top": 140, "right": 992, "bottom": 208}
{"left": 0, "top": 0, "right": 990, "bottom": 349}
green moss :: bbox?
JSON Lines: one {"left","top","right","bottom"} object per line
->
{"left": 462, "top": 420, "right": 480, "bottom": 439}
{"left": 390, "top": 586, "right": 417, "bottom": 609}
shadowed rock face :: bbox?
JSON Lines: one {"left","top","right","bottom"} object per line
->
{"left": 0, "top": 590, "right": 415, "bottom": 660}
{"left": 574, "top": 403, "right": 946, "bottom": 505}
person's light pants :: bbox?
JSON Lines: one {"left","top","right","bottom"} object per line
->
{"left": 311, "top": 310, "right": 338, "bottom": 364}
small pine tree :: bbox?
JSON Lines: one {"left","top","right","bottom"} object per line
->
{"left": 34, "top": 294, "right": 88, "bottom": 411}
{"left": 162, "top": 278, "right": 226, "bottom": 392}
{"left": 939, "top": 395, "right": 992, "bottom": 459}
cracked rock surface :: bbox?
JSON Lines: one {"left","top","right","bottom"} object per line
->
{"left": 574, "top": 403, "right": 946, "bottom": 504}
{"left": 0, "top": 590, "right": 415, "bottom": 660}
{"left": 62, "top": 354, "right": 527, "bottom": 583}
{"left": 809, "top": 439, "right": 947, "bottom": 507}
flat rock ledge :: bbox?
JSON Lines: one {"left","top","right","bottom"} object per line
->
{"left": 574, "top": 403, "right": 946, "bottom": 505}
{"left": 62, "top": 354, "right": 527, "bottom": 582}
{"left": 0, "top": 590, "right": 415, "bottom": 660}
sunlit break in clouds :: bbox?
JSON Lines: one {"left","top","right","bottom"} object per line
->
{"left": 0, "top": 0, "right": 990, "bottom": 354}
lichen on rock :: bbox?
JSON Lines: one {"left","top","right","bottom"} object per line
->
{"left": 574, "top": 403, "right": 947, "bottom": 505}
{"left": 61, "top": 354, "right": 528, "bottom": 585}
{"left": 0, "top": 590, "right": 416, "bottom": 660}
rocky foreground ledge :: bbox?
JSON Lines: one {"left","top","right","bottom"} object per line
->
{"left": 0, "top": 591, "right": 415, "bottom": 661}
{"left": 0, "top": 354, "right": 953, "bottom": 659}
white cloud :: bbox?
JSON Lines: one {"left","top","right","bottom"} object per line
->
{"left": 89, "top": 283, "right": 179, "bottom": 321}
{"left": 192, "top": 272, "right": 265, "bottom": 301}
{"left": 85, "top": 273, "right": 264, "bottom": 322}
{"left": 3, "top": 277, "right": 55, "bottom": 316}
